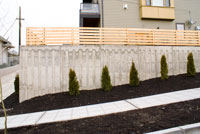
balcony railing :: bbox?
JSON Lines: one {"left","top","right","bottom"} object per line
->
{"left": 80, "top": 3, "right": 99, "bottom": 14}
{"left": 26, "top": 27, "right": 200, "bottom": 46}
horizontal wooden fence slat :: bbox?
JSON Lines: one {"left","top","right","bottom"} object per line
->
{"left": 26, "top": 27, "right": 200, "bottom": 46}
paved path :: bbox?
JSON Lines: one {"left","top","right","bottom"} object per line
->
{"left": 1, "top": 88, "right": 200, "bottom": 130}
{"left": 145, "top": 122, "right": 200, "bottom": 134}
{"left": 0, "top": 71, "right": 18, "bottom": 102}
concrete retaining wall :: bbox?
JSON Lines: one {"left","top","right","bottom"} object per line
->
{"left": 0, "top": 65, "right": 19, "bottom": 77}
{"left": 20, "top": 45, "right": 200, "bottom": 102}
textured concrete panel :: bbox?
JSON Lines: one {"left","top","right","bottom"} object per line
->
{"left": 19, "top": 45, "right": 200, "bottom": 102}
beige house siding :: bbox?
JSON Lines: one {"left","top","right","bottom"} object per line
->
{"left": 102, "top": 0, "right": 200, "bottom": 30}
{"left": 174, "top": 0, "right": 200, "bottom": 30}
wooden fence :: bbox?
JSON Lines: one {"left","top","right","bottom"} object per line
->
{"left": 26, "top": 27, "right": 200, "bottom": 46}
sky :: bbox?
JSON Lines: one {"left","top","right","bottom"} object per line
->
{"left": 0, "top": 0, "right": 82, "bottom": 53}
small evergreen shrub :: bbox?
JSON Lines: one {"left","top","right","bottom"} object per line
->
{"left": 160, "top": 55, "right": 168, "bottom": 80}
{"left": 14, "top": 74, "right": 19, "bottom": 94}
{"left": 187, "top": 52, "right": 196, "bottom": 77}
{"left": 101, "top": 66, "right": 112, "bottom": 91}
{"left": 129, "top": 61, "right": 140, "bottom": 86}
{"left": 69, "top": 69, "right": 80, "bottom": 96}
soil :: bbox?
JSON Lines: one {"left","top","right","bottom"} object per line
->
{"left": 1, "top": 73, "right": 200, "bottom": 116}
{"left": 2, "top": 99, "right": 200, "bottom": 134}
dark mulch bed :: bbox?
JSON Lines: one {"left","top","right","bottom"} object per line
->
{"left": 1, "top": 73, "right": 200, "bottom": 116}
{"left": 2, "top": 99, "right": 200, "bottom": 134}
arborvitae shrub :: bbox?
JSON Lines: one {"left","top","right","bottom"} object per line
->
{"left": 101, "top": 66, "right": 112, "bottom": 91}
{"left": 129, "top": 61, "right": 139, "bottom": 86}
{"left": 14, "top": 74, "right": 19, "bottom": 94}
{"left": 160, "top": 55, "right": 168, "bottom": 80}
{"left": 69, "top": 69, "right": 80, "bottom": 96}
{"left": 187, "top": 52, "right": 196, "bottom": 77}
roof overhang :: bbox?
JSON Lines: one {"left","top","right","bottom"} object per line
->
{"left": 2, "top": 43, "right": 15, "bottom": 48}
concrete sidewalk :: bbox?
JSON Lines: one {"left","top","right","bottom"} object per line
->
{"left": 0, "top": 70, "right": 18, "bottom": 102}
{"left": 1, "top": 88, "right": 200, "bottom": 130}
{"left": 145, "top": 122, "right": 200, "bottom": 134}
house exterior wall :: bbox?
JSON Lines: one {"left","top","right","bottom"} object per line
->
{"left": 20, "top": 45, "right": 200, "bottom": 102}
{"left": 2, "top": 49, "right": 8, "bottom": 64}
{"left": 102, "top": 0, "right": 200, "bottom": 30}
{"left": 0, "top": 42, "right": 2, "bottom": 65}
{"left": 0, "top": 42, "right": 9, "bottom": 65}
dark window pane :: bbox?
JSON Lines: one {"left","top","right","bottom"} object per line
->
{"left": 166, "top": 0, "right": 170, "bottom": 7}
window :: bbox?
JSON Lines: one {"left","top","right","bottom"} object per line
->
{"left": 176, "top": 23, "right": 185, "bottom": 30}
{"left": 142, "top": 0, "right": 175, "bottom": 20}
{"left": 83, "top": 0, "right": 92, "bottom": 3}
{"left": 146, "top": 0, "right": 151, "bottom": 6}
{"left": 165, "top": 0, "right": 170, "bottom": 7}
{"left": 152, "top": 0, "right": 164, "bottom": 6}
{"left": 147, "top": 0, "right": 170, "bottom": 7}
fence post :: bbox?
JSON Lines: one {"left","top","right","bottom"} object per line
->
{"left": 99, "top": 28, "right": 102, "bottom": 45}
{"left": 175, "top": 30, "right": 177, "bottom": 46}
{"left": 100, "top": 28, "right": 103, "bottom": 45}
{"left": 26, "top": 28, "right": 29, "bottom": 45}
{"left": 198, "top": 31, "right": 200, "bottom": 46}
{"left": 43, "top": 28, "right": 46, "bottom": 45}
{"left": 126, "top": 28, "right": 129, "bottom": 45}
{"left": 72, "top": 28, "right": 74, "bottom": 45}
{"left": 152, "top": 30, "right": 154, "bottom": 45}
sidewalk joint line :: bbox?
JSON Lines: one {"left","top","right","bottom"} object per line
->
{"left": 124, "top": 100, "right": 140, "bottom": 109}
{"left": 35, "top": 112, "right": 46, "bottom": 125}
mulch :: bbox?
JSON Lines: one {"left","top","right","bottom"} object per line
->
{"left": 0, "top": 73, "right": 200, "bottom": 116}
{"left": 2, "top": 99, "right": 200, "bottom": 134}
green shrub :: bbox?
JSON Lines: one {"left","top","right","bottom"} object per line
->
{"left": 187, "top": 52, "right": 196, "bottom": 77}
{"left": 160, "top": 55, "right": 168, "bottom": 80}
{"left": 14, "top": 74, "right": 19, "bottom": 94}
{"left": 69, "top": 69, "right": 80, "bottom": 96}
{"left": 101, "top": 66, "right": 112, "bottom": 91}
{"left": 129, "top": 61, "right": 139, "bottom": 86}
